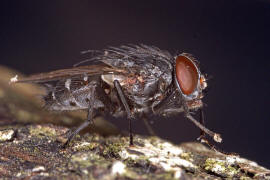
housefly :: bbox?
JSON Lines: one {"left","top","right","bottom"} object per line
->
{"left": 10, "top": 44, "right": 222, "bottom": 147}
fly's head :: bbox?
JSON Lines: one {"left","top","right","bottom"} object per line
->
{"left": 174, "top": 53, "right": 207, "bottom": 110}
{"left": 153, "top": 53, "right": 208, "bottom": 116}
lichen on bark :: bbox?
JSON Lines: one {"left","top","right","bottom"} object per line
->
{"left": 0, "top": 125, "right": 270, "bottom": 179}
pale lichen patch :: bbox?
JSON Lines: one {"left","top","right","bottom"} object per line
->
{"left": 204, "top": 158, "right": 239, "bottom": 177}
{"left": 174, "top": 169, "right": 182, "bottom": 179}
{"left": 0, "top": 129, "right": 15, "bottom": 142}
{"left": 111, "top": 161, "right": 126, "bottom": 175}
{"left": 32, "top": 166, "right": 46, "bottom": 172}
{"left": 118, "top": 136, "right": 197, "bottom": 176}
{"left": 38, "top": 172, "right": 49, "bottom": 177}
{"left": 180, "top": 152, "right": 193, "bottom": 162}
{"left": 240, "top": 176, "right": 253, "bottom": 180}
{"left": 72, "top": 141, "right": 99, "bottom": 151}
{"left": 226, "top": 156, "right": 238, "bottom": 165}
{"left": 69, "top": 151, "right": 109, "bottom": 170}
{"left": 29, "top": 125, "right": 57, "bottom": 138}
{"left": 225, "top": 155, "right": 270, "bottom": 177}
{"left": 1, "top": 122, "right": 270, "bottom": 179}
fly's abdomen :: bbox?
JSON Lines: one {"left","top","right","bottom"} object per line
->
{"left": 43, "top": 90, "right": 87, "bottom": 111}
{"left": 43, "top": 78, "right": 104, "bottom": 111}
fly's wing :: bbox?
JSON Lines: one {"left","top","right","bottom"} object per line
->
{"left": 71, "top": 45, "right": 175, "bottom": 101}
{"left": 77, "top": 44, "right": 174, "bottom": 93}
{"left": 81, "top": 44, "right": 173, "bottom": 72}
{"left": 9, "top": 45, "right": 174, "bottom": 111}
{"left": 12, "top": 45, "right": 173, "bottom": 85}
{"left": 14, "top": 64, "right": 126, "bottom": 84}
{"left": 10, "top": 64, "right": 128, "bottom": 111}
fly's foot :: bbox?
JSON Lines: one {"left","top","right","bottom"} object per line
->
{"left": 197, "top": 135, "right": 238, "bottom": 156}
{"left": 213, "top": 133, "right": 222, "bottom": 143}
{"left": 60, "top": 129, "right": 75, "bottom": 148}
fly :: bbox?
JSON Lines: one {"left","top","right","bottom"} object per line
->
{"left": 10, "top": 44, "right": 222, "bottom": 148}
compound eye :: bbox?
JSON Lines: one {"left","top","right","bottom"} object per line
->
{"left": 175, "top": 55, "right": 198, "bottom": 95}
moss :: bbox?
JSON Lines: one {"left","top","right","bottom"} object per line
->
{"left": 180, "top": 152, "right": 193, "bottom": 162}
{"left": 0, "top": 123, "right": 269, "bottom": 179}
{"left": 102, "top": 142, "right": 124, "bottom": 158}
{"left": 33, "top": 146, "right": 40, "bottom": 154}
{"left": 136, "top": 156, "right": 151, "bottom": 166}
{"left": 119, "top": 168, "right": 141, "bottom": 180}
{"left": 240, "top": 176, "right": 252, "bottom": 180}
{"left": 204, "top": 158, "right": 239, "bottom": 177}
{"left": 124, "top": 155, "right": 151, "bottom": 169}
{"left": 124, "top": 157, "right": 136, "bottom": 166}
{"left": 69, "top": 151, "right": 110, "bottom": 170}
{"left": 155, "top": 171, "right": 176, "bottom": 180}
{"left": 226, "top": 165, "right": 239, "bottom": 176}
{"left": 29, "top": 125, "right": 57, "bottom": 138}
{"left": 204, "top": 158, "right": 225, "bottom": 170}
{"left": 72, "top": 141, "right": 99, "bottom": 151}
{"left": 149, "top": 136, "right": 159, "bottom": 146}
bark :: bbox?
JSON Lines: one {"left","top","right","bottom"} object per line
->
{"left": 0, "top": 66, "right": 269, "bottom": 180}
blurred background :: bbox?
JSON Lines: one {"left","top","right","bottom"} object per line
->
{"left": 1, "top": 0, "right": 269, "bottom": 167}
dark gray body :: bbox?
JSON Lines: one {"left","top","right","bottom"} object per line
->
{"left": 15, "top": 45, "right": 221, "bottom": 146}
{"left": 42, "top": 45, "right": 178, "bottom": 118}
{"left": 17, "top": 45, "right": 202, "bottom": 119}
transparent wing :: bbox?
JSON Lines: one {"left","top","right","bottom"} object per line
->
{"left": 15, "top": 64, "right": 127, "bottom": 83}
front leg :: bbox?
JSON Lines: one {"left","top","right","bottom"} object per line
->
{"left": 199, "top": 108, "right": 206, "bottom": 137}
{"left": 114, "top": 80, "right": 134, "bottom": 146}
{"left": 197, "top": 108, "right": 221, "bottom": 151}
{"left": 196, "top": 108, "right": 236, "bottom": 155}
{"left": 183, "top": 103, "right": 222, "bottom": 143}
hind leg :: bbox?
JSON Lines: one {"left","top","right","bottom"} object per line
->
{"left": 62, "top": 86, "right": 96, "bottom": 148}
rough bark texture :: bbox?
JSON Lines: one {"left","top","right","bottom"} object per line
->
{"left": 0, "top": 66, "right": 269, "bottom": 180}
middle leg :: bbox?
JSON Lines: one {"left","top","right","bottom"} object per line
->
{"left": 114, "top": 80, "right": 134, "bottom": 146}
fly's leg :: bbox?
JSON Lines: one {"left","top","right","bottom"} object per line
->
{"left": 183, "top": 104, "right": 222, "bottom": 143}
{"left": 142, "top": 115, "right": 156, "bottom": 136}
{"left": 114, "top": 80, "right": 134, "bottom": 146}
{"left": 197, "top": 108, "right": 220, "bottom": 146}
{"left": 196, "top": 108, "right": 212, "bottom": 143}
{"left": 185, "top": 113, "right": 222, "bottom": 143}
{"left": 62, "top": 116, "right": 91, "bottom": 148}
{"left": 199, "top": 109, "right": 206, "bottom": 137}
{"left": 197, "top": 109, "right": 221, "bottom": 150}
{"left": 196, "top": 109, "right": 237, "bottom": 155}
{"left": 62, "top": 86, "right": 96, "bottom": 148}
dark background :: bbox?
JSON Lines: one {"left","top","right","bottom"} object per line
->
{"left": 1, "top": 0, "right": 270, "bottom": 167}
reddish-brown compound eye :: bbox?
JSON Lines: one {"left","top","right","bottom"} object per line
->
{"left": 175, "top": 55, "right": 198, "bottom": 95}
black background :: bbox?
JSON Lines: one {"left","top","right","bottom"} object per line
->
{"left": 1, "top": 0, "right": 270, "bottom": 167}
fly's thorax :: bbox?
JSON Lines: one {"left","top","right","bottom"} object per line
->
{"left": 102, "top": 72, "right": 172, "bottom": 110}
{"left": 101, "top": 74, "right": 126, "bottom": 87}
{"left": 152, "top": 86, "right": 182, "bottom": 115}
